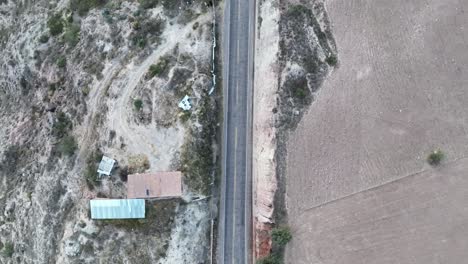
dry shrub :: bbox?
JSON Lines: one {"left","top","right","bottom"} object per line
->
{"left": 128, "top": 154, "right": 150, "bottom": 174}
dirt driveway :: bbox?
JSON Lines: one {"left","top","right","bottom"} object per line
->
{"left": 285, "top": 0, "right": 468, "bottom": 263}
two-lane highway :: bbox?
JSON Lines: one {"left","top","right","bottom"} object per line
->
{"left": 218, "top": 0, "right": 255, "bottom": 263}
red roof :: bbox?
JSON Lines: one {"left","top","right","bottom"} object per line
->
{"left": 127, "top": 172, "right": 182, "bottom": 199}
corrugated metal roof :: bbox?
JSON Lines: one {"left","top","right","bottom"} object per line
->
{"left": 90, "top": 199, "right": 145, "bottom": 219}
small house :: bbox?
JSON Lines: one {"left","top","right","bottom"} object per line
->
{"left": 127, "top": 171, "right": 183, "bottom": 199}
{"left": 178, "top": 95, "right": 192, "bottom": 111}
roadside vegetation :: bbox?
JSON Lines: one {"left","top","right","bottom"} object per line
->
{"left": 271, "top": 227, "right": 292, "bottom": 246}
{"left": 180, "top": 90, "right": 218, "bottom": 195}
{"left": 257, "top": 254, "right": 281, "bottom": 264}
{"left": 257, "top": 227, "right": 293, "bottom": 264}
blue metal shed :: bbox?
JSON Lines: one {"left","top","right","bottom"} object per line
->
{"left": 90, "top": 199, "right": 145, "bottom": 219}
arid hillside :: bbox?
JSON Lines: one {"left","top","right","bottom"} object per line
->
{"left": 0, "top": 0, "right": 217, "bottom": 263}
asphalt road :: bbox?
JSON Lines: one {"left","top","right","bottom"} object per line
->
{"left": 218, "top": 0, "right": 255, "bottom": 263}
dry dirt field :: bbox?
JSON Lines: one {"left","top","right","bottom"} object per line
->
{"left": 284, "top": 0, "right": 468, "bottom": 263}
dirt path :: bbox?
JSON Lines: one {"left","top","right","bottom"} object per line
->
{"left": 77, "top": 62, "right": 122, "bottom": 161}
{"left": 104, "top": 14, "right": 211, "bottom": 170}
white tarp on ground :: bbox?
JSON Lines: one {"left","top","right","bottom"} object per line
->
{"left": 178, "top": 95, "right": 192, "bottom": 110}
{"left": 97, "top": 156, "right": 115, "bottom": 176}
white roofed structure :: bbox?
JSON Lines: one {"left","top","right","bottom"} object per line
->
{"left": 97, "top": 156, "right": 115, "bottom": 176}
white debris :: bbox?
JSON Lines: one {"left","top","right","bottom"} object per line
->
{"left": 178, "top": 95, "right": 192, "bottom": 111}
{"left": 97, "top": 156, "right": 116, "bottom": 176}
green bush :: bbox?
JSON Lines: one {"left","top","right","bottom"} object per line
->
{"left": 257, "top": 254, "right": 281, "bottom": 264}
{"left": 139, "top": 0, "right": 159, "bottom": 9}
{"left": 52, "top": 112, "right": 72, "bottom": 138}
{"left": 70, "top": 0, "right": 108, "bottom": 16}
{"left": 147, "top": 58, "right": 168, "bottom": 78}
{"left": 39, "top": 34, "right": 49, "bottom": 43}
{"left": 271, "top": 227, "right": 292, "bottom": 246}
{"left": 64, "top": 24, "right": 81, "bottom": 47}
{"left": 58, "top": 135, "right": 78, "bottom": 156}
{"left": 84, "top": 149, "right": 102, "bottom": 189}
{"left": 427, "top": 150, "right": 444, "bottom": 166}
{"left": 1, "top": 242, "right": 14, "bottom": 258}
{"left": 57, "top": 56, "right": 67, "bottom": 68}
{"left": 325, "top": 55, "right": 337, "bottom": 66}
{"left": 293, "top": 86, "right": 307, "bottom": 99}
{"left": 134, "top": 99, "right": 143, "bottom": 110}
{"left": 47, "top": 13, "right": 64, "bottom": 36}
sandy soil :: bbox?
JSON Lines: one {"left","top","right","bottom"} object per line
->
{"left": 285, "top": 0, "right": 468, "bottom": 263}
{"left": 253, "top": 0, "right": 280, "bottom": 258}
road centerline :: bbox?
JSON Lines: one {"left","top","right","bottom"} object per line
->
{"left": 231, "top": 127, "right": 238, "bottom": 263}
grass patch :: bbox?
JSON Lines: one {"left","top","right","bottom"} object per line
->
{"left": 1, "top": 242, "right": 14, "bottom": 258}
{"left": 139, "top": 0, "right": 159, "bottom": 9}
{"left": 180, "top": 91, "right": 217, "bottom": 195}
{"left": 128, "top": 154, "right": 150, "bottom": 173}
{"left": 427, "top": 150, "right": 444, "bottom": 166}
{"left": 52, "top": 111, "right": 72, "bottom": 138}
{"left": 256, "top": 254, "right": 281, "bottom": 264}
{"left": 147, "top": 58, "right": 169, "bottom": 79}
{"left": 47, "top": 13, "right": 64, "bottom": 36}
{"left": 70, "top": 0, "right": 108, "bottom": 16}
{"left": 82, "top": 86, "right": 90, "bottom": 96}
{"left": 271, "top": 227, "right": 292, "bottom": 246}
{"left": 58, "top": 135, "right": 78, "bottom": 156}
{"left": 130, "top": 16, "right": 165, "bottom": 49}
{"left": 84, "top": 149, "right": 103, "bottom": 190}
{"left": 64, "top": 23, "right": 81, "bottom": 47}
{"left": 0, "top": 145, "right": 26, "bottom": 174}
{"left": 134, "top": 99, "right": 143, "bottom": 111}
{"left": 179, "top": 110, "right": 191, "bottom": 123}
{"left": 57, "top": 56, "right": 67, "bottom": 68}
{"left": 99, "top": 200, "right": 178, "bottom": 234}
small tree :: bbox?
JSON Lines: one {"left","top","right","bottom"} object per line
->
{"left": 134, "top": 99, "right": 143, "bottom": 111}
{"left": 47, "top": 13, "right": 64, "bottom": 36}
{"left": 271, "top": 227, "right": 292, "bottom": 246}
{"left": 325, "top": 55, "right": 338, "bottom": 66}
{"left": 39, "top": 34, "right": 50, "bottom": 43}
{"left": 2, "top": 242, "right": 14, "bottom": 258}
{"left": 427, "top": 150, "right": 444, "bottom": 166}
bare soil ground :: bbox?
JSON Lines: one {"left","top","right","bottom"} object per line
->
{"left": 285, "top": 0, "right": 468, "bottom": 263}
{"left": 287, "top": 159, "right": 468, "bottom": 264}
